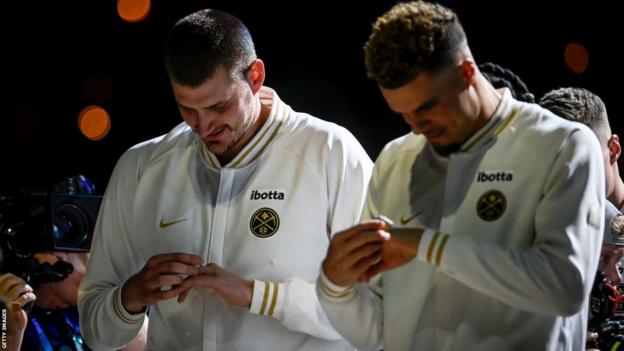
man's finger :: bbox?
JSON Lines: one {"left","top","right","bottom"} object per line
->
{"left": 178, "top": 287, "right": 191, "bottom": 303}
{"left": 334, "top": 220, "right": 386, "bottom": 241}
{"left": 149, "top": 253, "right": 203, "bottom": 266}
{"left": 352, "top": 252, "right": 383, "bottom": 278}
{"left": 343, "top": 242, "right": 383, "bottom": 267}
{"left": 365, "top": 261, "right": 387, "bottom": 280}
{"left": 2, "top": 279, "right": 30, "bottom": 302}
{"left": 156, "top": 261, "right": 200, "bottom": 277}
{"left": 0, "top": 273, "right": 17, "bottom": 285}
{"left": 147, "top": 274, "right": 185, "bottom": 291}
{"left": 10, "top": 301, "right": 28, "bottom": 326}
{"left": 177, "top": 274, "right": 218, "bottom": 291}
{"left": 155, "top": 285, "right": 187, "bottom": 300}
{"left": 14, "top": 292, "right": 36, "bottom": 307}
{"left": 343, "top": 230, "right": 389, "bottom": 254}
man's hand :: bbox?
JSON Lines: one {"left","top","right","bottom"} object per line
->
{"left": 121, "top": 253, "right": 203, "bottom": 314}
{"left": 0, "top": 273, "right": 37, "bottom": 351}
{"left": 364, "top": 228, "right": 423, "bottom": 281}
{"left": 177, "top": 264, "right": 253, "bottom": 308}
{"left": 322, "top": 220, "right": 388, "bottom": 287}
{"left": 0, "top": 273, "right": 35, "bottom": 307}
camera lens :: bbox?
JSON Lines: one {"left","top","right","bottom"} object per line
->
{"left": 52, "top": 203, "right": 90, "bottom": 249}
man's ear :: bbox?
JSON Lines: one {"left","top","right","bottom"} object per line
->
{"left": 609, "top": 134, "right": 622, "bottom": 164}
{"left": 247, "top": 59, "right": 265, "bottom": 94}
{"left": 459, "top": 60, "right": 476, "bottom": 87}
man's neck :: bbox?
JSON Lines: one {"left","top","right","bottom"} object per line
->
{"left": 476, "top": 75, "right": 502, "bottom": 126}
{"left": 609, "top": 178, "right": 624, "bottom": 210}
{"left": 458, "top": 75, "right": 502, "bottom": 150}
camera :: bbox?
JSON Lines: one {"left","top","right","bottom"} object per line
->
{"left": 0, "top": 191, "right": 101, "bottom": 256}
{"left": 588, "top": 271, "right": 624, "bottom": 350}
{"left": 0, "top": 175, "right": 102, "bottom": 286}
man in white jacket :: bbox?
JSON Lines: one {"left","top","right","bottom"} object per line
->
{"left": 318, "top": 2, "right": 604, "bottom": 350}
{"left": 78, "top": 8, "right": 372, "bottom": 350}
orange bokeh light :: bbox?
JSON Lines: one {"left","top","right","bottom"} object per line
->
{"left": 117, "top": 0, "right": 151, "bottom": 23}
{"left": 78, "top": 106, "right": 111, "bottom": 141}
{"left": 564, "top": 42, "right": 589, "bottom": 74}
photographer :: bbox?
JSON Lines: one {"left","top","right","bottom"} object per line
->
{"left": 0, "top": 176, "right": 147, "bottom": 351}
{"left": 0, "top": 253, "right": 86, "bottom": 350}
{"left": 584, "top": 204, "right": 624, "bottom": 350}
{"left": 587, "top": 203, "right": 624, "bottom": 351}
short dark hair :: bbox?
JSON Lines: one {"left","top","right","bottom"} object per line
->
{"left": 164, "top": 9, "right": 256, "bottom": 87}
{"left": 539, "top": 87, "right": 610, "bottom": 141}
{"left": 364, "top": 1, "right": 467, "bottom": 88}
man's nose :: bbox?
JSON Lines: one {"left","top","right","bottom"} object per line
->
{"left": 194, "top": 111, "right": 215, "bottom": 137}
{"left": 401, "top": 112, "right": 428, "bottom": 133}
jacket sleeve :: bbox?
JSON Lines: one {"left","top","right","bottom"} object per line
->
{"left": 416, "top": 128, "right": 604, "bottom": 316}
{"left": 315, "top": 138, "right": 386, "bottom": 351}
{"left": 248, "top": 127, "right": 373, "bottom": 341}
{"left": 78, "top": 147, "right": 147, "bottom": 350}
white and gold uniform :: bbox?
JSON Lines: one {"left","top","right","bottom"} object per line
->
{"left": 318, "top": 89, "right": 605, "bottom": 351}
{"left": 78, "top": 88, "right": 372, "bottom": 350}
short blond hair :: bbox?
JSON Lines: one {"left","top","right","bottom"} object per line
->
{"left": 539, "top": 87, "right": 611, "bottom": 144}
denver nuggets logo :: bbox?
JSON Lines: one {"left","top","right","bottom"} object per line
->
{"left": 250, "top": 208, "right": 280, "bottom": 238}
{"left": 476, "top": 190, "right": 506, "bottom": 221}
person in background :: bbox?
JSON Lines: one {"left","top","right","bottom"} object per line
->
{"left": 540, "top": 87, "right": 624, "bottom": 349}
{"left": 0, "top": 176, "right": 147, "bottom": 351}
{"left": 479, "top": 62, "right": 535, "bottom": 103}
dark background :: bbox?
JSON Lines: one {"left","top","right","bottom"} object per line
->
{"left": 1, "top": 1, "right": 619, "bottom": 193}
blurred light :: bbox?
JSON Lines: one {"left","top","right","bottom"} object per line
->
{"left": 117, "top": 0, "right": 151, "bottom": 23}
{"left": 564, "top": 42, "right": 589, "bottom": 74}
{"left": 78, "top": 106, "right": 111, "bottom": 141}
{"left": 84, "top": 73, "right": 112, "bottom": 105}
{"left": 10, "top": 106, "right": 37, "bottom": 135}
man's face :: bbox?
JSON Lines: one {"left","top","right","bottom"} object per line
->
{"left": 379, "top": 66, "right": 478, "bottom": 154}
{"left": 598, "top": 244, "right": 624, "bottom": 285}
{"left": 172, "top": 65, "right": 257, "bottom": 162}
{"left": 33, "top": 252, "right": 88, "bottom": 310}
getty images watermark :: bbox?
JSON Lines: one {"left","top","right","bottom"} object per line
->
{"left": 1, "top": 305, "right": 7, "bottom": 349}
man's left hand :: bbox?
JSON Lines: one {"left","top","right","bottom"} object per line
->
{"left": 177, "top": 263, "right": 253, "bottom": 308}
{"left": 364, "top": 228, "right": 424, "bottom": 281}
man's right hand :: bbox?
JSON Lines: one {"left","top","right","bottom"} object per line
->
{"left": 322, "top": 220, "right": 389, "bottom": 287}
{"left": 121, "top": 253, "right": 203, "bottom": 314}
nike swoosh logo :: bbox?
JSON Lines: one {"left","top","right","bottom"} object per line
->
{"left": 400, "top": 211, "right": 423, "bottom": 225}
{"left": 159, "top": 218, "right": 188, "bottom": 229}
